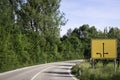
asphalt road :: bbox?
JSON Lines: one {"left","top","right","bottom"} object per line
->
{"left": 0, "top": 60, "right": 82, "bottom": 80}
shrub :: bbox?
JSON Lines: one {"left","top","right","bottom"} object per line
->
{"left": 71, "top": 61, "right": 120, "bottom": 80}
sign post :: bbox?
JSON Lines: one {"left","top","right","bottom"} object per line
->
{"left": 91, "top": 39, "right": 117, "bottom": 73}
{"left": 114, "top": 59, "right": 116, "bottom": 73}
{"left": 92, "top": 59, "right": 94, "bottom": 74}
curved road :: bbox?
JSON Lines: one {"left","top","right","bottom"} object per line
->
{"left": 0, "top": 60, "right": 82, "bottom": 80}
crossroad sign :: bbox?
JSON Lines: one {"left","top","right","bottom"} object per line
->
{"left": 91, "top": 39, "right": 117, "bottom": 59}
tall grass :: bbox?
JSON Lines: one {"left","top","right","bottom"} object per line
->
{"left": 71, "top": 62, "right": 120, "bottom": 80}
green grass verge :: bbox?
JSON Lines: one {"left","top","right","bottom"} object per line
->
{"left": 71, "top": 61, "right": 120, "bottom": 80}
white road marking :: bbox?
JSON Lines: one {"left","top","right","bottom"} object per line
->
{"left": 30, "top": 66, "right": 54, "bottom": 80}
{"left": 0, "top": 64, "right": 45, "bottom": 76}
{"left": 30, "top": 64, "right": 78, "bottom": 80}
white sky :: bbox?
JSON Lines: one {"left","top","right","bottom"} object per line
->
{"left": 60, "top": 0, "right": 120, "bottom": 36}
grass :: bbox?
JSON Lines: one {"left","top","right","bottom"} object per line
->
{"left": 71, "top": 61, "right": 120, "bottom": 80}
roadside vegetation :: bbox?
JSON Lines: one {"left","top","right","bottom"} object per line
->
{"left": 71, "top": 61, "right": 120, "bottom": 80}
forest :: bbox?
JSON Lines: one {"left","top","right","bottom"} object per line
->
{"left": 0, "top": 0, "right": 120, "bottom": 72}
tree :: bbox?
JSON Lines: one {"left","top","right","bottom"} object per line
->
{"left": 0, "top": 0, "right": 67, "bottom": 72}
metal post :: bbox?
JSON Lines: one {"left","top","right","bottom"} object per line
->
{"left": 114, "top": 59, "right": 116, "bottom": 73}
{"left": 92, "top": 59, "right": 94, "bottom": 74}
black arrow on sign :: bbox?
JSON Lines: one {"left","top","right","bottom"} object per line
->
{"left": 102, "top": 43, "right": 108, "bottom": 57}
{"left": 96, "top": 43, "right": 109, "bottom": 58}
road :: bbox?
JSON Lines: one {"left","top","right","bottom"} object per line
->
{"left": 0, "top": 60, "right": 82, "bottom": 80}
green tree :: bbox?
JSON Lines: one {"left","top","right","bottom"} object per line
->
{"left": 0, "top": 0, "right": 67, "bottom": 72}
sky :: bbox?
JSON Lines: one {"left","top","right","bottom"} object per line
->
{"left": 60, "top": 0, "right": 120, "bottom": 36}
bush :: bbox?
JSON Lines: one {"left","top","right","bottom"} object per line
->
{"left": 71, "top": 61, "right": 120, "bottom": 80}
{"left": 71, "top": 64, "right": 80, "bottom": 77}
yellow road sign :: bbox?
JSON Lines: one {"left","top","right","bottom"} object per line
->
{"left": 91, "top": 39, "right": 117, "bottom": 59}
